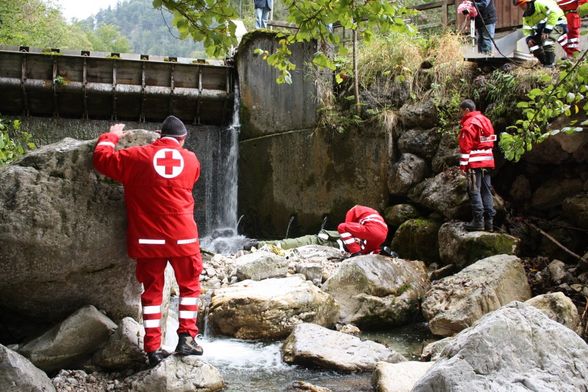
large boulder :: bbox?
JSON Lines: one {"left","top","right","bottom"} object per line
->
{"left": 388, "top": 153, "right": 428, "bottom": 196}
{"left": 531, "top": 178, "right": 584, "bottom": 210}
{"left": 398, "top": 99, "right": 439, "bottom": 129}
{"left": 371, "top": 361, "right": 434, "bottom": 392}
{"left": 322, "top": 255, "right": 430, "bottom": 327}
{"left": 0, "top": 133, "right": 158, "bottom": 341}
{"left": 207, "top": 276, "right": 339, "bottom": 339}
{"left": 421, "top": 255, "right": 532, "bottom": 336}
{"left": 408, "top": 170, "right": 470, "bottom": 220}
{"left": 390, "top": 218, "right": 441, "bottom": 264}
{"left": 525, "top": 292, "right": 581, "bottom": 333}
{"left": 0, "top": 344, "right": 56, "bottom": 392}
{"left": 126, "top": 356, "right": 224, "bottom": 392}
{"left": 282, "top": 323, "right": 405, "bottom": 373}
{"left": 397, "top": 128, "right": 441, "bottom": 160}
{"left": 438, "top": 221, "right": 520, "bottom": 268}
{"left": 233, "top": 251, "right": 289, "bottom": 281}
{"left": 19, "top": 305, "right": 117, "bottom": 373}
{"left": 413, "top": 302, "right": 588, "bottom": 391}
{"left": 92, "top": 317, "right": 146, "bottom": 371}
{"left": 383, "top": 204, "right": 421, "bottom": 228}
{"left": 562, "top": 193, "right": 588, "bottom": 229}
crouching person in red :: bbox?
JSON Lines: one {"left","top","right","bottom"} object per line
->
{"left": 93, "top": 116, "right": 204, "bottom": 367}
{"left": 337, "top": 205, "right": 389, "bottom": 256}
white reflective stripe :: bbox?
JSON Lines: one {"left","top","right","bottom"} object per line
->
{"left": 480, "top": 135, "right": 497, "bottom": 142}
{"left": 361, "top": 217, "right": 388, "bottom": 229}
{"left": 460, "top": 161, "right": 469, "bottom": 166}
{"left": 568, "top": 44, "right": 579, "bottom": 48}
{"left": 177, "top": 238, "right": 198, "bottom": 245}
{"left": 97, "top": 141, "right": 116, "bottom": 148}
{"left": 343, "top": 238, "right": 355, "bottom": 245}
{"left": 318, "top": 232, "right": 329, "bottom": 240}
{"left": 336, "top": 239, "right": 344, "bottom": 251}
{"left": 544, "top": 40, "right": 555, "bottom": 46}
{"left": 559, "top": 0, "right": 575, "bottom": 5}
{"left": 470, "top": 149, "right": 492, "bottom": 155}
{"left": 143, "top": 305, "right": 161, "bottom": 315}
{"left": 179, "top": 310, "right": 197, "bottom": 319}
{"left": 469, "top": 156, "right": 494, "bottom": 162}
{"left": 362, "top": 214, "right": 382, "bottom": 221}
{"left": 144, "top": 319, "right": 160, "bottom": 328}
{"left": 545, "top": 24, "right": 554, "bottom": 30}
{"left": 569, "top": 38, "right": 579, "bottom": 42}
{"left": 139, "top": 239, "right": 166, "bottom": 244}
{"left": 529, "top": 45, "right": 541, "bottom": 51}
{"left": 339, "top": 232, "right": 352, "bottom": 238}
{"left": 180, "top": 297, "right": 198, "bottom": 305}
{"left": 460, "top": 154, "right": 470, "bottom": 159}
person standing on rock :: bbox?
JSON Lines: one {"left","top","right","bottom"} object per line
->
{"left": 458, "top": 99, "right": 496, "bottom": 232}
{"left": 93, "top": 116, "right": 204, "bottom": 367}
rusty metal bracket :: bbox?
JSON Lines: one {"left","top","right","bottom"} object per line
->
{"left": 20, "top": 54, "right": 29, "bottom": 116}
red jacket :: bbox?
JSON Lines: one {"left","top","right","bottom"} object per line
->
{"left": 93, "top": 133, "right": 201, "bottom": 259}
{"left": 339, "top": 205, "right": 388, "bottom": 254}
{"left": 557, "top": 0, "right": 584, "bottom": 12}
{"left": 458, "top": 111, "right": 495, "bottom": 171}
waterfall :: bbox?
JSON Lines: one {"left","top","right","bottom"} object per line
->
{"left": 200, "top": 78, "right": 248, "bottom": 254}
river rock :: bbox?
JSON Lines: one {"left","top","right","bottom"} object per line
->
{"left": 322, "top": 255, "right": 430, "bottom": 327}
{"left": 421, "top": 254, "right": 532, "bottom": 336}
{"left": 388, "top": 153, "right": 428, "bottom": 196}
{"left": 383, "top": 204, "right": 421, "bottom": 228}
{"left": 530, "top": 177, "right": 584, "bottom": 210}
{"left": 390, "top": 218, "right": 441, "bottom": 264}
{"left": 397, "top": 128, "right": 441, "bottom": 160}
{"left": 234, "top": 251, "right": 289, "bottom": 281}
{"left": 431, "top": 135, "right": 459, "bottom": 174}
{"left": 0, "top": 133, "right": 159, "bottom": 341}
{"left": 562, "top": 193, "right": 588, "bottom": 229}
{"left": 282, "top": 323, "right": 405, "bottom": 372}
{"left": 286, "top": 245, "right": 347, "bottom": 261}
{"left": 420, "top": 337, "right": 453, "bottom": 361}
{"left": 398, "top": 99, "right": 439, "bottom": 129}
{"left": 525, "top": 292, "right": 581, "bottom": 333}
{"left": 438, "top": 221, "right": 520, "bottom": 268}
{"left": 0, "top": 344, "right": 56, "bottom": 392}
{"left": 371, "top": 361, "right": 434, "bottom": 392}
{"left": 413, "top": 302, "right": 588, "bottom": 391}
{"left": 126, "top": 355, "right": 223, "bottom": 392}
{"left": 408, "top": 169, "right": 470, "bottom": 220}
{"left": 19, "top": 305, "right": 117, "bottom": 373}
{"left": 92, "top": 317, "right": 146, "bottom": 371}
{"left": 208, "top": 276, "right": 339, "bottom": 339}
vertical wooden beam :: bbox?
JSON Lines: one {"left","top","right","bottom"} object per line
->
{"left": 112, "top": 60, "right": 117, "bottom": 121}
{"left": 139, "top": 61, "right": 146, "bottom": 123}
{"left": 52, "top": 58, "right": 59, "bottom": 118}
{"left": 169, "top": 64, "right": 175, "bottom": 116}
{"left": 442, "top": 0, "right": 449, "bottom": 28}
{"left": 82, "top": 57, "right": 88, "bottom": 120}
{"left": 20, "top": 54, "right": 29, "bottom": 117}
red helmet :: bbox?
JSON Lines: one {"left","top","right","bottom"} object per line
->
{"left": 513, "top": 0, "right": 531, "bottom": 6}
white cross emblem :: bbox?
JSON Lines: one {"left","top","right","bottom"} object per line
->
{"left": 152, "top": 148, "right": 184, "bottom": 178}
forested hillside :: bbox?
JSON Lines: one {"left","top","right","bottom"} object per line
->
{"left": 80, "top": 0, "right": 205, "bottom": 57}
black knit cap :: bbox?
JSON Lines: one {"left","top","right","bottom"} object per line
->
{"left": 161, "top": 115, "right": 187, "bottom": 137}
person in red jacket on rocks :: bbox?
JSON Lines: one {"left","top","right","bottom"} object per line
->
{"left": 557, "top": 0, "right": 586, "bottom": 58}
{"left": 93, "top": 116, "right": 204, "bottom": 367}
{"left": 337, "top": 205, "right": 389, "bottom": 256}
{"left": 458, "top": 99, "right": 496, "bottom": 232}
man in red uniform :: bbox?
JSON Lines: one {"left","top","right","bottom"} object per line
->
{"left": 458, "top": 99, "right": 496, "bottom": 232}
{"left": 337, "top": 205, "right": 389, "bottom": 256}
{"left": 93, "top": 116, "right": 204, "bottom": 367}
{"left": 557, "top": 0, "right": 586, "bottom": 57}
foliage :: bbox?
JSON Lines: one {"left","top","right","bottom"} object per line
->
{"left": 0, "top": 117, "right": 36, "bottom": 165}
{"left": 78, "top": 24, "right": 131, "bottom": 53}
{"left": 499, "top": 58, "right": 588, "bottom": 162}
{"left": 0, "top": 0, "right": 92, "bottom": 49}
{"left": 157, "top": 0, "right": 415, "bottom": 82}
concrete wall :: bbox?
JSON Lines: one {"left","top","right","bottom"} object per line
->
{"left": 13, "top": 117, "right": 227, "bottom": 235}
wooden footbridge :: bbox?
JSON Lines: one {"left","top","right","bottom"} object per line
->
{"left": 0, "top": 46, "right": 234, "bottom": 126}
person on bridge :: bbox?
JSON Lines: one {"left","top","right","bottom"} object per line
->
{"left": 515, "top": 0, "right": 568, "bottom": 67}
{"left": 459, "top": 0, "right": 498, "bottom": 55}
{"left": 93, "top": 116, "right": 204, "bottom": 367}
{"left": 254, "top": 0, "right": 273, "bottom": 29}
{"left": 458, "top": 99, "right": 496, "bottom": 232}
{"left": 557, "top": 0, "right": 586, "bottom": 58}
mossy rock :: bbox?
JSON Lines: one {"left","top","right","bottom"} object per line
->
{"left": 391, "top": 218, "right": 441, "bottom": 264}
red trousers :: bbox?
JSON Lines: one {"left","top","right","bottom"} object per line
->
{"left": 337, "top": 222, "right": 388, "bottom": 254}
{"left": 565, "top": 11, "right": 581, "bottom": 57}
{"left": 135, "top": 254, "right": 202, "bottom": 353}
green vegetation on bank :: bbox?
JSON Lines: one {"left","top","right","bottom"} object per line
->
{"left": 0, "top": 117, "right": 35, "bottom": 165}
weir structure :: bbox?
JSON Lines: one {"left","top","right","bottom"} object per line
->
{"left": 0, "top": 45, "right": 234, "bottom": 125}
{"left": 0, "top": 45, "right": 237, "bottom": 235}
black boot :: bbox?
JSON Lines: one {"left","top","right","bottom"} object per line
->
{"left": 147, "top": 349, "right": 171, "bottom": 367}
{"left": 544, "top": 50, "right": 555, "bottom": 68}
{"left": 380, "top": 246, "right": 398, "bottom": 258}
{"left": 176, "top": 333, "right": 204, "bottom": 356}
{"left": 465, "top": 217, "right": 484, "bottom": 232}
{"left": 484, "top": 218, "right": 494, "bottom": 232}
